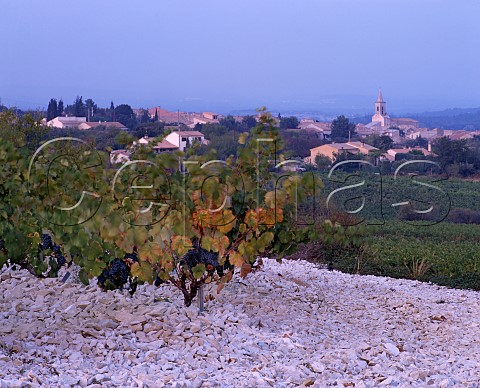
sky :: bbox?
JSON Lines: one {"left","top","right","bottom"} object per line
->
{"left": 0, "top": 0, "right": 479, "bottom": 115}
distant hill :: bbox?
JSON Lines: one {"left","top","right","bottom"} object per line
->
{"left": 410, "top": 107, "right": 480, "bottom": 130}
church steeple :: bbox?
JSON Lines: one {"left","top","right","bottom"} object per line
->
{"left": 374, "top": 89, "right": 387, "bottom": 116}
{"left": 377, "top": 89, "right": 384, "bottom": 103}
{"left": 372, "top": 89, "right": 390, "bottom": 127}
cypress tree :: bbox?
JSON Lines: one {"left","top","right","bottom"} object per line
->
{"left": 47, "top": 98, "right": 58, "bottom": 121}
{"left": 57, "top": 99, "right": 64, "bottom": 117}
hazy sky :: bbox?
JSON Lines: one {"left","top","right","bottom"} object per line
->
{"left": 1, "top": 0, "right": 479, "bottom": 114}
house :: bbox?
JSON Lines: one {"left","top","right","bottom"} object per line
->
{"left": 202, "top": 112, "right": 219, "bottom": 120}
{"left": 132, "top": 135, "right": 158, "bottom": 147}
{"left": 152, "top": 139, "right": 179, "bottom": 153}
{"left": 305, "top": 142, "right": 379, "bottom": 164}
{"left": 299, "top": 122, "right": 332, "bottom": 139}
{"left": 164, "top": 131, "right": 206, "bottom": 152}
{"left": 78, "top": 121, "right": 127, "bottom": 130}
{"left": 110, "top": 149, "right": 131, "bottom": 164}
{"left": 444, "top": 130, "right": 479, "bottom": 141}
{"left": 130, "top": 135, "right": 180, "bottom": 154}
{"left": 191, "top": 112, "right": 220, "bottom": 125}
{"left": 390, "top": 117, "right": 420, "bottom": 129}
{"left": 408, "top": 128, "right": 444, "bottom": 140}
{"left": 47, "top": 116, "right": 86, "bottom": 129}
{"left": 355, "top": 124, "right": 376, "bottom": 138}
{"left": 147, "top": 107, "right": 190, "bottom": 124}
{"left": 346, "top": 141, "right": 379, "bottom": 155}
{"left": 299, "top": 118, "right": 316, "bottom": 126}
{"left": 384, "top": 147, "right": 434, "bottom": 161}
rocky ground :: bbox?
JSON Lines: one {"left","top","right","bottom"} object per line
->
{"left": 0, "top": 258, "right": 479, "bottom": 387}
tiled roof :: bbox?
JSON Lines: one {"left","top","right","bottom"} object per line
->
{"left": 347, "top": 141, "right": 378, "bottom": 151}
{"left": 152, "top": 140, "right": 178, "bottom": 150}
{"left": 82, "top": 121, "right": 126, "bottom": 129}
{"left": 171, "top": 131, "right": 204, "bottom": 137}
{"left": 392, "top": 118, "right": 419, "bottom": 123}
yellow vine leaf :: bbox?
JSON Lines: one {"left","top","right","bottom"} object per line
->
{"left": 229, "top": 251, "right": 244, "bottom": 268}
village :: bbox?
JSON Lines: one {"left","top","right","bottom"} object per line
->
{"left": 39, "top": 90, "right": 480, "bottom": 169}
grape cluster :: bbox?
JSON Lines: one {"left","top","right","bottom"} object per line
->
{"left": 180, "top": 247, "right": 233, "bottom": 277}
{"left": 124, "top": 252, "right": 139, "bottom": 265}
{"left": 39, "top": 233, "right": 67, "bottom": 269}
{"left": 41, "top": 234, "right": 53, "bottom": 250}
{"left": 97, "top": 258, "right": 130, "bottom": 291}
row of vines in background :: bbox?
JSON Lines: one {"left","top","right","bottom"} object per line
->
{"left": 0, "top": 109, "right": 320, "bottom": 306}
{"left": 306, "top": 220, "right": 480, "bottom": 291}
{"left": 317, "top": 170, "right": 480, "bottom": 224}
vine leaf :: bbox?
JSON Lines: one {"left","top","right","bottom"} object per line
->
{"left": 131, "top": 262, "right": 154, "bottom": 283}
{"left": 172, "top": 235, "right": 193, "bottom": 257}
{"left": 192, "top": 263, "right": 206, "bottom": 279}
{"left": 229, "top": 251, "right": 244, "bottom": 268}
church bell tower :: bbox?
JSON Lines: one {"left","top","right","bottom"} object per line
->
{"left": 375, "top": 89, "right": 387, "bottom": 116}
{"left": 371, "top": 89, "right": 390, "bottom": 127}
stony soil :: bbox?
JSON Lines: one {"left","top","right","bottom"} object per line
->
{"left": 0, "top": 258, "right": 479, "bottom": 387}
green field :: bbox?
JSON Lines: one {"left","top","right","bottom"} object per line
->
{"left": 352, "top": 222, "right": 480, "bottom": 290}
{"left": 295, "top": 173, "right": 480, "bottom": 291}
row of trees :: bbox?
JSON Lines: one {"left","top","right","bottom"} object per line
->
{"left": 45, "top": 96, "right": 148, "bottom": 129}
{"left": 46, "top": 98, "right": 64, "bottom": 121}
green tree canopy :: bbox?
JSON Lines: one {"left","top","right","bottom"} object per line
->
{"left": 279, "top": 116, "right": 299, "bottom": 129}
{"left": 114, "top": 104, "right": 137, "bottom": 129}
{"left": 331, "top": 115, "right": 356, "bottom": 141}
{"left": 364, "top": 134, "right": 394, "bottom": 151}
{"left": 46, "top": 98, "right": 58, "bottom": 121}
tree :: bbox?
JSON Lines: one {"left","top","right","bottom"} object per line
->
{"left": 114, "top": 104, "right": 137, "bottom": 129}
{"left": 198, "top": 123, "right": 229, "bottom": 138}
{"left": 0, "top": 109, "right": 47, "bottom": 149}
{"left": 281, "top": 130, "right": 326, "bottom": 158}
{"left": 115, "top": 131, "right": 134, "bottom": 148}
{"left": 330, "top": 115, "right": 356, "bottom": 141}
{"left": 432, "top": 137, "right": 469, "bottom": 167}
{"left": 110, "top": 101, "right": 115, "bottom": 121}
{"left": 315, "top": 154, "right": 331, "bottom": 170}
{"left": 405, "top": 136, "right": 428, "bottom": 148}
{"left": 140, "top": 109, "right": 150, "bottom": 124}
{"left": 46, "top": 98, "right": 58, "bottom": 121}
{"left": 154, "top": 108, "right": 158, "bottom": 122}
{"left": 85, "top": 99, "right": 97, "bottom": 121}
{"left": 197, "top": 132, "right": 239, "bottom": 160}
{"left": 73, "top": 96, "right": 85, "bottom": 117}
{"left": 242, "top": 115, "right": 257, "bottom": 130}
{"left": 219, "top": 115, "right": 236, "bottom": 131}
{"left": 57, "top": 99, "right": 64, "bottom": 117}
{"left": 279, "top": 116, "right": 299, "bottom": 129}
{"left": 364, "top": 134, "right": 393, "bottom": 151}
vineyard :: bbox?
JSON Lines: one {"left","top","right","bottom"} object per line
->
{"left": 319, "top": 171, "right": 480, "bottom": 223}
{"left": 298, "top": 221, "right": 480, "bottom": 291}
{"left": 2, "top": 109, "right": 480, "bottom": 303}
{"left": 1, "top": 110, "right": 480, "bottom": 386}
{"left": 0, "top": 109, "right": 319, "bottom": 307}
